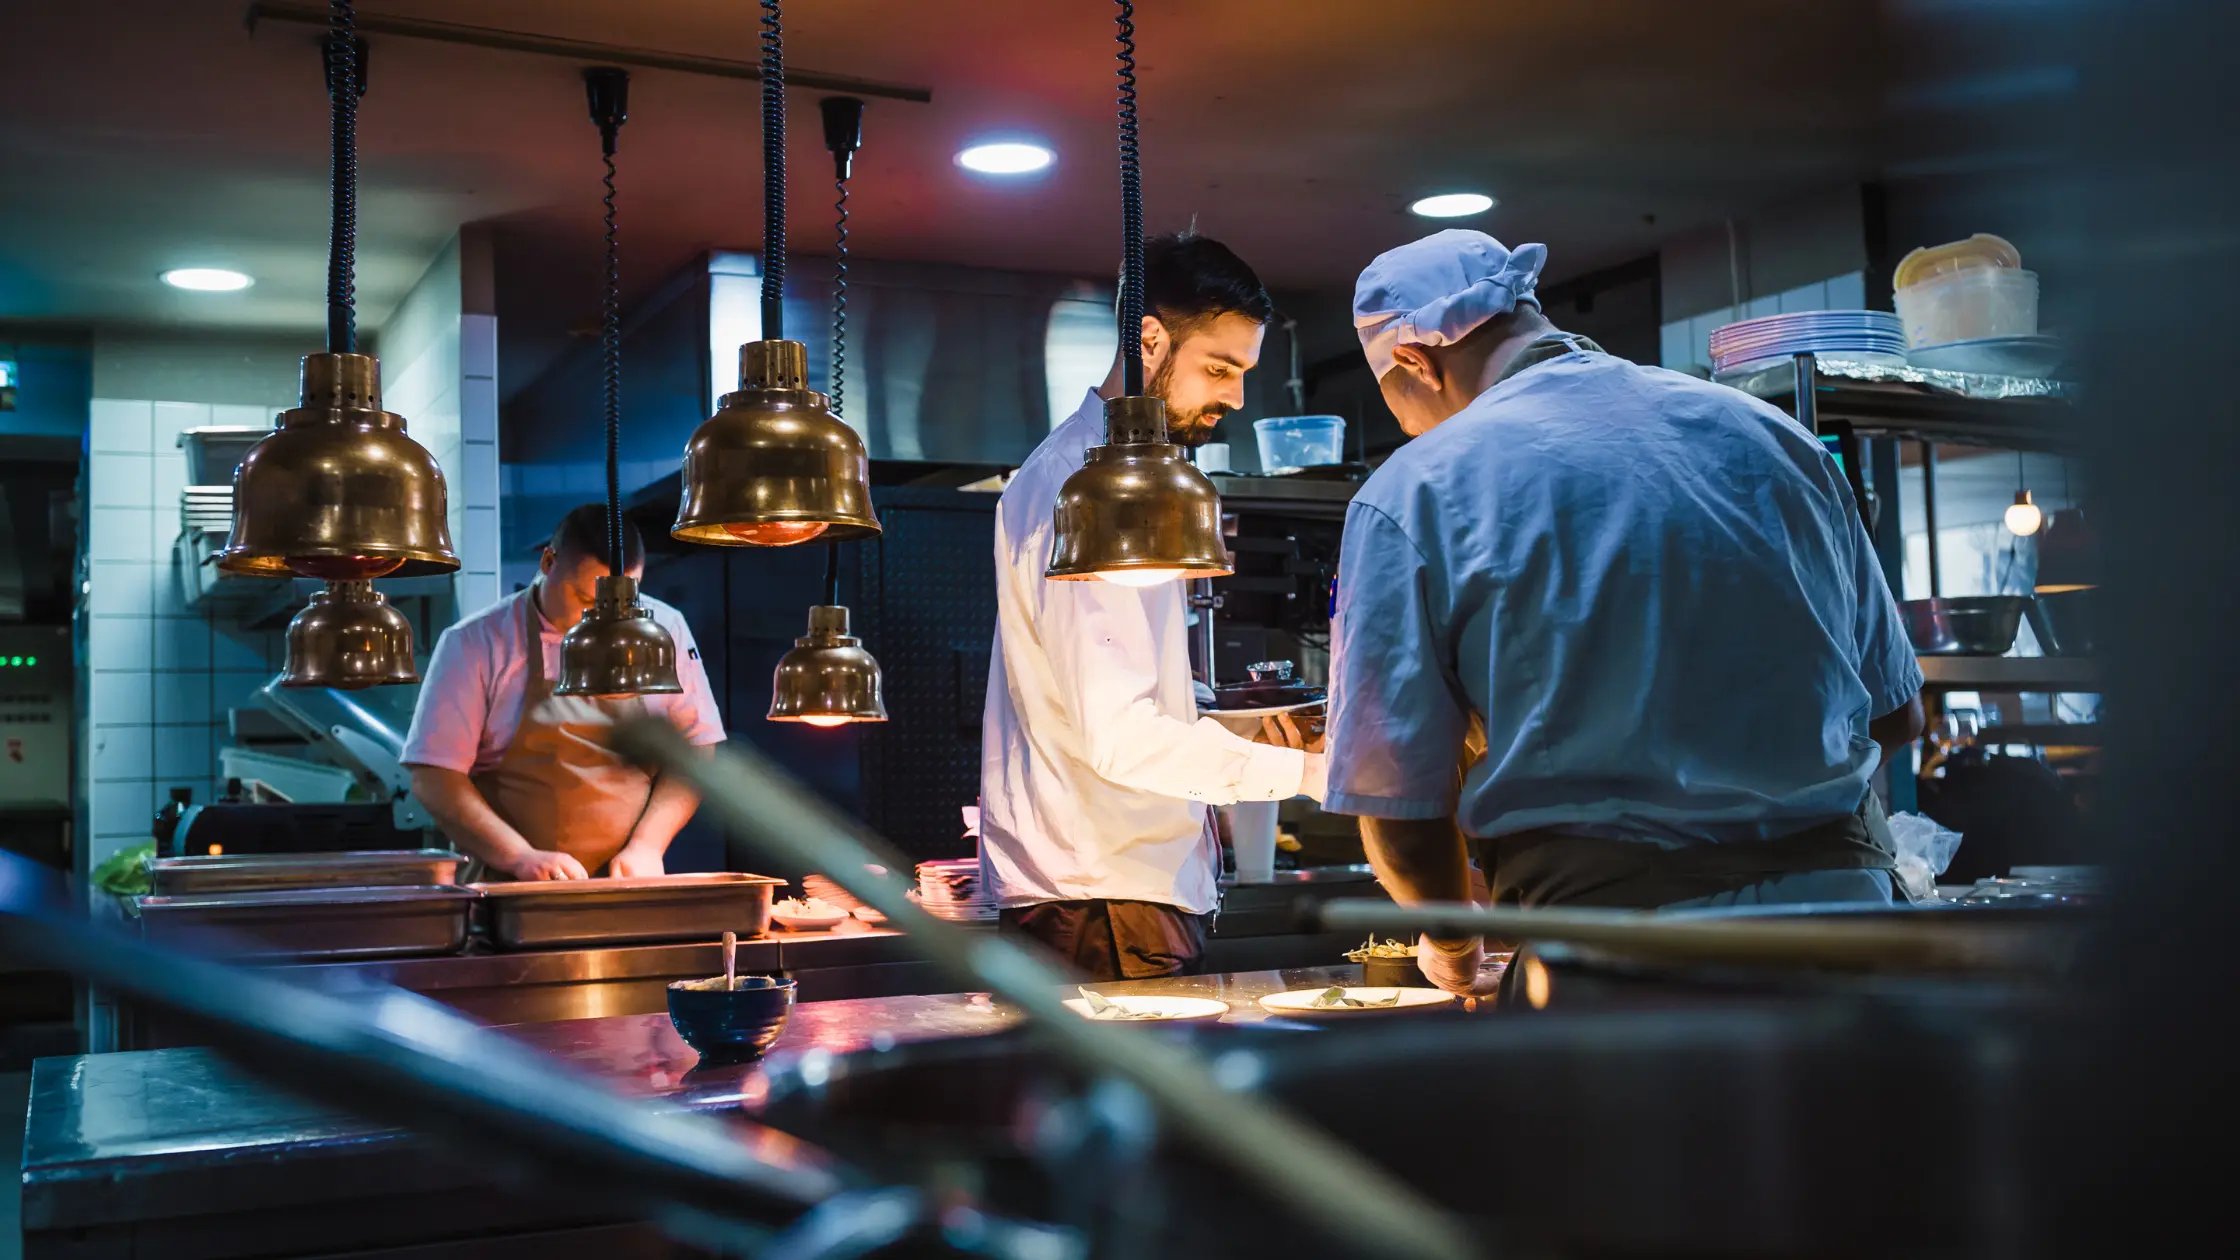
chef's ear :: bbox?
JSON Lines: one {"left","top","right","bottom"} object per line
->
{"left": 1389, "top": 343, "right": 1443, "bottom": 393}
{"left": 538, "top": 547, "right": 556, "bottom": 577}
{"left": 1139, "top": 315, "right": 1169, "bottom": 372}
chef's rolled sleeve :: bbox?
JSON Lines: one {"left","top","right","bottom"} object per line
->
{"left": 666, "top": 616, "right": 727, "bottom": 745}
{"left": 400, "top": 625, "right": 488, "bottom": 773}
{"left": 1848, "top": 507, "right": 1925, "bottom": 717}
{"left": 1322, "top": 503, "right": 1470, "bottom": 820}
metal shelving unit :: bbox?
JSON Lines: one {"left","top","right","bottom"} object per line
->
{"left": 1915, "top": 655, "right": 2099, "bottom": 692}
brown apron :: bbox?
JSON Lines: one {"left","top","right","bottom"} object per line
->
{"left": 465, "top": 589, "right": 657, "bottom": 879}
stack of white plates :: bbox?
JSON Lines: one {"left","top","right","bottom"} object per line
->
{"left": 180, "top": 486, "right": 234, "bottom": 535}
{"left": 914, "top": 857, "right": 998, "bottom": 923}
{"left": 1709, "top": 310, "right": 1907, "bottom": 377}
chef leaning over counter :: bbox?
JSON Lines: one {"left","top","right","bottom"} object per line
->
{"left": 981, "top": 232, "right": 1328, "bottom": 983}
{"left": 401, "top": 504, "right": 725, "bottom": 881}
{"left": 1323, "top": 229, "right": 1928, "bottom": 993}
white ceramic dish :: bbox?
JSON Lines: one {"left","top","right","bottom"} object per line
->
{"left": 1063, "top": 994, "right": 1232, "bottom": 1023}
{"left": 771, "top": 899, "right": 852, "bottom": 931}
{"left": 1257, "top": 986, "right": 1456, "bottom": 1018}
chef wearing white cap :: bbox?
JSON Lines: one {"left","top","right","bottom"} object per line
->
{"left": 1322, "top": 229, "right": 1926, "bottom": 993}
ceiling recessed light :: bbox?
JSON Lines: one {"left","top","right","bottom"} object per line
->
{"left": 161, "top": 267, "right": 254, "bottom": 292}
{"left": 955, "top": 141, "right": 1055, "bottom": 176}
{"left": 1409, "top": 193, "right": 1496, "bottom": 219}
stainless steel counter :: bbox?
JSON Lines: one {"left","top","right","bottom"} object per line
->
{"left": 113, "top": 868, "right": 1390, "bottom": 1048}
{"left": 22, "top": 965, "right": 1410, "bottom": 1257}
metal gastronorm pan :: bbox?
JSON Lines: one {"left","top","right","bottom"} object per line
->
{"left": 146, "top": 849, "right": 468, "bottom": 896}
{"left": 472, "top": 872, "right": 783, "bottom": 950}
{"left": 135, "top": 885, "right": 481, "bottom": 960}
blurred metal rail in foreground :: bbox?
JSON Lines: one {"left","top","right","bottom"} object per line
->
{"left": 616, "top": 716, "right": 1476, "bottom": 1260}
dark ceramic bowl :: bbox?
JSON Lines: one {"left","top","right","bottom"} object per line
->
{"left": 2032, "top": 587, "right": 2100, "bottom": 655}
{"left": 667, "top": 974, "right": 797, "bottom": 1061}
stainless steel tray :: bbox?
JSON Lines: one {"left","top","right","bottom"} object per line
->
{"left": 146, "top": 848, "right": 468, "bottom": 896}
{"left": 135, "top": 885, "right": 480, "bottom": 960}
{"left": 472, "top": 872, "right": 782, "bottom": 950}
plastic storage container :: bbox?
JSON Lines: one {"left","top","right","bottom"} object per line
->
{"left": 1893, "top": 267, "right": 2039, "bottom": 348}
{"left": 1254, "top": 415, "right": 1345, "bottom": 474}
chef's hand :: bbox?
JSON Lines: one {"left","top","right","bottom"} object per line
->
{"left": 607, "top": 843, "right": 666, "bottom": 879}
{"left": 1416, "top": 933, "right": 1488, "bottom": 997}
{"left": 1257, "top": 711, "right": 1327, "bottom": 754}
{"left": 508, "top": 850, "right": 589, "bottom": 881}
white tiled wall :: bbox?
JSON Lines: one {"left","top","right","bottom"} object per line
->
{"left": 82, "top": 398, "right": 288, "bottom": 866}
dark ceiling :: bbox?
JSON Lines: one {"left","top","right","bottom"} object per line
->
{"left": 1, "top": 0, "right": 1891, "bottom": 391}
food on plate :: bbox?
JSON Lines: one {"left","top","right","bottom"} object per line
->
{"left": 1310, "top": 986, "right": 1404, "bottom": 1009}
{"left": 1342, "top": 935, "right": 1413, "bottom": 962}
{"left": 1077, "top": 986, "right": 1162, "bottom": 1020}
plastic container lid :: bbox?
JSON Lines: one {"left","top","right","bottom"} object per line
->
{"left": 1893, "top": 233, "right": 2022, "bottom": 291}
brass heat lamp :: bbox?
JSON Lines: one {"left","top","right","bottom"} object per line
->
{"left": 1046, "top": 395, "right": 1233, "bottom": 586}
{"left": 218, "top": 351, "right": 458, "bottom": 580}
{"left": 768, "top": 604, "right": 887, "bottom": 726}
{"left": 554, "top": 575, "right": 683, "bottom": 699}
{"left": 672, "top": 339, "right": 880, "bottom": 547}
{"left": 278, "top": 580, "right": 419, "bottom": 689}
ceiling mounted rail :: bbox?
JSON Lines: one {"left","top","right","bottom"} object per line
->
{"left": 243, "top": 2, "right": 934, "bottom": 104}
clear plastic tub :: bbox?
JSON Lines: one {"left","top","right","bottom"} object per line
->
{"left": 1254, "top": 415, "right": 1345, "bottom": 474}
{"left": 1894, "top": 267, "right": 2039, "bottom": 348}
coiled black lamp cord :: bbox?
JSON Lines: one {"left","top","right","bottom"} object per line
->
{"left": 831, "top": 173, "right": 849, "bottom": 416}
{"left": 760, "top": 0, "right": 786, "bottom": 341}
{"left": 1115, "top": 0, "right": 1144, "bottom": 397}
{"left": 586, "top": 68, "right": 630, "bottom": 578}
{"left": 323, "top": 0, "right": 361, "bottom": 355}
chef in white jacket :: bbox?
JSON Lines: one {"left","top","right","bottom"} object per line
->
{"left": 981, "top": 232, "right": 1327, "bottom": 980}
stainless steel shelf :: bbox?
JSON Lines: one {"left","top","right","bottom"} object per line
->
{"left": 1916, "top": 655, "right": 2099, "bottom": 691}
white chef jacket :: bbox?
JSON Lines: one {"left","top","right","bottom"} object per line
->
{"left": 979, "top": 391, "right": 1315, "bottom": 915}
{"left": 1323, "top": 348, "right": 1921, "bottom": 847}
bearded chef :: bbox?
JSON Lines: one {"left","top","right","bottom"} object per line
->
{"left": 980, "top": 231, "right": 1328, "bottom": 981}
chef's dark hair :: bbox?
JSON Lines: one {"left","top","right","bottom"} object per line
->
{"left": 548, "top": 503, "right": 645, "bottom": 571}
{"left": 1141, "top": 231, "right": 1274, "bottom": 336}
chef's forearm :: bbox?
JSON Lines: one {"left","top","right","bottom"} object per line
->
{"left": 1359, "top": 815, "right": 1474, "bottom": 920}
{"left": 624, "top": 745, "right": 711, "bottom": 853}
{"left": 408, "top": 766, "right": 536, "bottom": 871}
{"left": 623, "top": 768, "right": 701, "bottom": 854}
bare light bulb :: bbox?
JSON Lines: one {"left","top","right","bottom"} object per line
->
{"left": 2005, "top": 489, "right": 2044, "bottom": 537}
{"left": 1096, "top": 568, "right": 1188, "bottom": 588}
{"left": 799, "top": 715, "right": 853, "bottom": 728}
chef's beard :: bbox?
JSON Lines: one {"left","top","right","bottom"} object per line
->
{"left": 1150, "top": 354, "right": 1230, "bottom": 447}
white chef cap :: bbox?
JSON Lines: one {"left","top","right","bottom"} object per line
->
{"left": 1353, "top": 230, "right": 1549, "bottom": 379}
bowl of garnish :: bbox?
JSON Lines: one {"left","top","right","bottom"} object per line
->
{"left": 667, "top": 974, "right": 797, "bottom": 1061}
{"left": 1345, "top": 936, "right": 1419, "bottom": 988}
{"left": 770, "top": 896, "right": 851, "bottom": 931}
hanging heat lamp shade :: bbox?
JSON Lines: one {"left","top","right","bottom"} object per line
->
{"left": 553, "top": 67, "right": 683, "bottom": 700}
{"left": 672, "top": 0, "right": 878, "bottom": 549}
{"left": 1044, "top": 2, "right": 1231, "bottom": 586}
{"left": 1047, "top": 395, "right": 1232, "bottom": 584}
{"left": 768, "top": 604, "right": 887, "bottom": 725}
{"left": 555, "top": 574, "right": 684, "bottom": 699}
{"left": 672, "top": 339, "right": 880, "bottom": 546}
{"left": 278, "top": 580, "right": 418, "bottom": 689}
{"left": 219, "top": 352, "right": 458, "bottom": 579}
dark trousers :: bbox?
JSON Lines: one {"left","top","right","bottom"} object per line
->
{"left": 998, "top": 898, "right": 1213, "bottom": 982}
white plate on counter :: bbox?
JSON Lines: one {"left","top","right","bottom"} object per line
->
{"left": 1257, "top": 986, "right": 1455, "bottom": 1019}
{"left": 1064, "top": 993, "right": 1232, "bottom": 1023}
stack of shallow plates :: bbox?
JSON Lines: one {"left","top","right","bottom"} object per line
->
{"left": 1709, "top": 310, "right": 1907, "bottom": 377}
{"left": 914, "top": 857, "right": 998, "bottom": 924}
{"left": 181, "top": 486, "right": 234, "bottom": 535}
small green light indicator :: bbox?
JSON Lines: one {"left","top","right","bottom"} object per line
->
{"left": 23, "top": 656, "right": 34, "bottom": 667}
{"left": 6, "top": 657, "right": 19, "bottom": 667}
